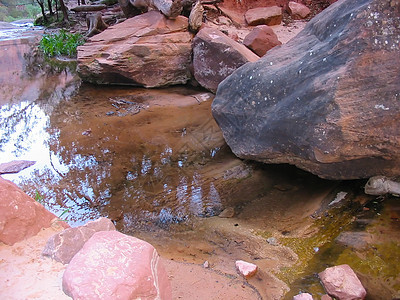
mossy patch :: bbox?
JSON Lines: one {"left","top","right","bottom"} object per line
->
{"left": 276, "top": 203, "right": 358, "bottom": 284}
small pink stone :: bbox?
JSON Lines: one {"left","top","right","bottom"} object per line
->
{"left": 235, "top": 260, "right": 258, "bottom": 278}
{"left": 293, "top": 292, "right": 313, "bottom": 300}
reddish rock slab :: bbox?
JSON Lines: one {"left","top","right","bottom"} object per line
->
{"left": 62, "top": 231, "right": 172, "bottom": 299}
{"left": 244, "top": 6, "right": 282, "bottom": 26}
{"left": 192, "top": 27, "right": 259, "bottom": 92}
{"left": 287, "top": 1, "right": 311, "bottom": 19}
{"left": 235, "top": 260, "right": 258, "bottom": 278}
{"left": 213, "top": 0, "right": 400, "bottom": 180}
{"left": 319, "top": 264, "right": 367, "bottom": 300}
{"left": 0, "top": 160, "right": 35, "bottom": 174}
{"left": 42, "top": 217, "right": 116, "bottom": 264}
{"left": 0, "top": 177, "right": 59, "bottom": 245}
{"left": 243, "top": 25, "right": 282, "bottom": 57}
{"left": 293, "top": 293, "right": 313, "bottom": 300}
{"left": 77, "top": 11, "right": 193, "bottom": 88}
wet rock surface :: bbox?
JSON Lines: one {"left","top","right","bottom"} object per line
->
{"left": 192, "top": 27, "right": 259, "bottom": 92}
{"left": 213, "top": 0, "right": 400, "bottom": 180}
{"left": 42, "top": 217, "right": 116, "bottom": 264}
{"left": 0, "top": 177, "right": 60, "bottom": 245}
{"left": 77, "top": 11, "right": 193, "bottom": 87}
{"left": 62, "top": 230, "right": 172, "bottom": 299}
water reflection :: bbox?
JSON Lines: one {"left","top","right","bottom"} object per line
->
{"left": 1, "top": 40, "right": 229, "bottom": 227}
{"left": 0, "top": 30, "right": 261, "bottom": 233}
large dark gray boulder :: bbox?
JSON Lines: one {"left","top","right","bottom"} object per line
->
{"left": 212, "top": 0, "right": 400, "bottom": 180}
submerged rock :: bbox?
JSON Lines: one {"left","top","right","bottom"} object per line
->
{"left": 62, "top": 231, "right": 172, "bottom": 299}
{"left": 319, "top": 264, "right": 366, "bottom": 300}
{"left": 212, "top": 0, "right": 400, "bottom": 180}
{"left": 77, "top": 11, "right": 193, "bottom": 87}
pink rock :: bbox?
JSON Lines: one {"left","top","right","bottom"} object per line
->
{"left": 42, "top": 217, "right": 116, "bottom": 264}
{"left": 287, "top": 1, "right": 311, "bottom": 20}
{"left": 293, "top": 292, "right": 313, "bottom": 300}
{"left": 321, "top": 295, "right": 333, "bottom": 300}
{"left": 319, "top": 264, "right": 367, "bottom": 300}
{"left": 245, "top": 6, "right": 282, "bottom": 26}
{"left": 192, "top": 27, "right": 259, "bottom": 92}
{"left": 62, "top": 231, "right": 172, "bottom": 300}
{"left": 0, "top": 160, "right": 35, "bottom": 174}
{"left": 243, "top": 25, "right": 282, "bottom": 57}
{"left": 0, "top": 177, "right": 59, "bottom": 245}
{"left": 235, "top": 260, "right": 258, "bottom": 278}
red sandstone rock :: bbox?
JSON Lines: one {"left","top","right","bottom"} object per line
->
{"left": 212, "top": 0, "right": 400, "bottom": 180}
{"left": 42, "top": 217, "right": 116, "bottom": 264}
{"left": 77, "top": 11, "right": 193, "bottom": 87}
{"left": 293, "top": 293, "right": 313, "bottom": 300}
{"left": 235, "top": 260, "right": 258, "bottom": 278}
{"left": 62, "top": 231, "right": 172, "bottom": 299}
{"left": 192, "top": 27, "right": 259, "bottom": 92}
{"left": 287, "top": 1, "right": 311, "bottom": 19}
{"left": 319, "top": 264, "right": 366, "bottom": 300}
{"left": 0, "top": 160, "right": 35, "bottom": 174}
{"left": 244, "top": 6, "right": 282, "bottom": 26}
{"left": 0, "top": 177, "right": 58, "bottom": 245}
{"left": 243, "top": 25, "right": 282, "bottom": 57}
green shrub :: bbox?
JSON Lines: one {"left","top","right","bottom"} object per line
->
{"left": 39, "top": 29, "right": 85, "bottom": 57}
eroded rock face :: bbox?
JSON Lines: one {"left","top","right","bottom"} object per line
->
{"left": 319, "top": 264, "right": 367, "bottom": 300}
{"left": 192, "top": 27, "right": 259, "bottom": 92}
{"left": 0, "top": 177, "right": 59, "bottom": 245}
{"left": 77, "top": 11, "right": 193, "bottom": 87}
{"left": 212, "top": 0, "right": 400, "bottom": 180}
{"left": 62, "top": 231, "right": 172, "bottom": 299}
{"left": 243, "top": 25, "right": 282, "bottom": 56}
{"left": 42, "top": 217, "right": 116, "bottom": 264}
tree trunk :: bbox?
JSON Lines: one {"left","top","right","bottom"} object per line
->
{"left": 59, "top": 0, "right": 69, "bottom": 22}
{"left": 47, "top": 0, "right": 54, "bottom": 15}
{"left": 36, "top": 0, "right": 48, "bottom": 22}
